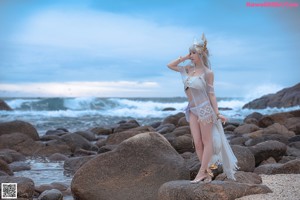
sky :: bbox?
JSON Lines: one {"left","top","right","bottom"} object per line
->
{"left": 0, "top": 0, "right": 299, "bottom": 98}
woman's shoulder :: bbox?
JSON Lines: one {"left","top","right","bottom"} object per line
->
{"left": 204, "top": 68, "right": 214, "bottom": 76}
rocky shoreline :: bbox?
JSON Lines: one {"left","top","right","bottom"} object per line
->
{"left": 0, "top": 107, "right": 299, "bottom": 200}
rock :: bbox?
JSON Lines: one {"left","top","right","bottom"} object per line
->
{"left": 162, "top": 107, "right": 176, "bottom": 111}
{"left": 106, "top": 126, "right": 155, "bottom": 145}
{"left": 263, "top": 123, "right": 295, "bottom": 137}
{"left": 38, "top": 189, "right": 63, "bottom": 200}
{"left": 224, "top": 124, "right": 237, "bottom": 132}
{"left": 0, "top": 120, "right": 39, "bottom": 140}
{"left": 33, "top": 140, "right": 72, "bottom": 156}
{"left": 215, "top": 171, "right": 262, "bottom": 184}
{"left": 288, "top": 135, "right": 300, "bottom": 143}
{"left": 0, "top": 132, "right": 40, "bottom": 156}
{"left": 258, "top": 111, "right": 294, "bottom": 128}
{"left": 48, "top": 153, "right": 69, "bottom": 161}
{"left": 64, "top": 155, "right": 95, "bottom": 175}
{"left": 0, "top": 99, "right": 12, "bottom": 111}
{"left": 0, "top": 149, "right": 26, "bottom": 163}
{"left": 0, "top": 176, "right": 35, "bottom": 199}
{"left": 71, "top": 132, "right": 189, "bottom": 200}
{"left": 60, "top": 133, "right": 94, "bottom": 152}
{"left": 286, "top": 146, "right": 300, "bottom": 157}
{"left": 89, "top": 127, "right": 112, "bottom": 135}
{"left": 288, "top": 141, "right": 300, "bottom": 149}
{"left": 45, "top": 129, "right": 67, "bottom": 136}
{"left": 97, "top": 144, "right": 118, "bottom": 154}
{"left": 234, "top": 124, "right": 260, "bottom": 135}
{"left": 178, "top": 117, "right": 189, "bottom": 126}
{"left": 35, "top": 182, "right": 68, "bottom": 194}
{"left": 149, "top": 121, "right": 161, "bottom": 129}
{"left": 95, "top": 138, "right": 106, "bottom": 148}
{"left": 40, "top": 135, "right": 61, "bottom": 141}
{"left": 284, "top": 117, "right": 300, "bottom": 135}
{"left": 171, "top": 126, "right": 190, "bottom": 137}
{"left": 231, "top": 145, "right": 255, "bottom": 172}
{"left": 113, "top": 120, "right": 140, "bottom": 133}
{"left": 245, "top": 134, "right": 289, "bottom": 146}
{"left": 9, "top": 161, "right": 31, "bottom": 172}
{"left": 242, "top": 83, "right": 300, "bottom": 109}
{"left": 169, "top": 135, "right": 194, "bottom": 154}
{"left": 259, "top": 157, "right": 277, "bottom": 166}
{"left": 230, "top": 137, "right": 247, "bottom": 146}
{"left": 249, "top": 140, "right": 287, "bottom": 166}
{"left": 155, "top": 124, "right": 176, "bottom": 134}
{"left": 0, "top": 159, "right": 13, "bottom": 175}
{"left": 278, "top": 156, "right": 296, "bottom": 164}
{"left": 183, "top": 152, "right": 200, "bottom": 179}
{"left": 74, "top": 131, "right": 96, "bottom": 141}
{"left": 244, "top": 112, "right": 264, "bottom": 123}
{"left": 254, "top": 159, "right": 300, "bottom": 174}
{"left": 158, "top": 180, "right": 272, "bottom": 200}
{"left": 161, "top": 112, "right": 185, "bottom": 126}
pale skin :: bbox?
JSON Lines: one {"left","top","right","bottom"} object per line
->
{"left": 167, "top": 50, "right": 227, "bottom": 182}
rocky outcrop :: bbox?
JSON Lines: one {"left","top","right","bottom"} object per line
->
{"left": 71, "top": 132, "right": 189, "bottom": 200}
{"left": 0, "top": 99, "right": 12, "bottom": 111}
{"left": 243, "top": 83, "right": 300, "bottom": 109}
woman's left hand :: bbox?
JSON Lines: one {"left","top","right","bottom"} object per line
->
{"left": 218, "top": 114, "right": 227, "bottom": 125}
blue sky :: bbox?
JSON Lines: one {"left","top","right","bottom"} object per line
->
{"left": 0, "top": 0, "right": 299, "bottom": 98}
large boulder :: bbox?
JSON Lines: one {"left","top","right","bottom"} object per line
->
{"left": 284, "top": 117, "right": 300, "bottom": 135}
{"left": 71, "top": 132, "right": 189, "bottom": 200}
{"left": 38, "top": 189, "right": 63, "bottom": 200}
{"left": 233, "top": 124, "right": 260, "bottom": 135}
{"left": 161, "top": 112, "right": 185, "bottom": 126}
{"left": 60, "top": 133, "right": 95, "bottom": 153}
{"left": 0, "top": 120, "right": 39, "bottom": 140}
{"left": 0, "top": 176, "right": 35, "bottom": 199}
{"left": 242, "top": 83, "right": 300, "bottom": 109}
{"left": 0, "top": 132, "right": 41, "bottom": 156}
{"left": 158, "top": 180, "right": 271, "bottom": 200}
{"left": 64, "top": 155, "right": 95, "bottom": 175}
{"left": 0, "top": 149, "right": 26, "bottom": 163}
{"left": 0, "top": 159, "right": 13, "bottom": 175}
{"left": 249, "top": 140, "right": 287, "bottom": 166}
{"left": 0, "top": 99, "right": 12, "bottom": 111}
{"left": 254, "top": 159, "right": 300, "bottom": 174}
{"left": 215, "top": 171, "right": 262, "bottom": 184}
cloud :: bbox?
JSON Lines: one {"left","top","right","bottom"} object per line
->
{"left": 0, "top": 81, "right": 160, "bottom": 97}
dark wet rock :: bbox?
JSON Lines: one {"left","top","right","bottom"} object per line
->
{"left": 183, "top": 152, "right": 200, "bottom": 179}
{"left": 89, "top": 127, "right": 112, "bottom": 135}
{"left": 258, "top": 111, "right": 295, "bottom": 128}
{"left": 171, "top": 126, "right": 190, "bottom": 137}
{"left": 169, "top": 134, "right": 194, "bottom": 154}
{"left": 0, "top": 99, "right": 12, "bottom": 111}
{"left": 40, "top": 135, "right": 61, "bottom": 141}
{"left": 149, "top": 121, "right": 161, "bottom": 129}
{"left": 215, "top": 171, "right": 262, "bottom": 184}
{"left": 74, "top": 131, "right": 96, "bottom": 141}
{"left": 113, "top": 119, "right": 140, "bottom": 133}
{"left": 161, "top": 112, "right": 185, "bottom": 126}
{"left": 48, "top": 153, "right": 69, "bottom": 161}
{"left": 162, "top": 107, "right": 176, "bottom": 111}
{"left": 244, "top": 112, "right": 264, "bottom": 122}
{"left": 249, "top": 140, "right": 287, "bottom": 166}
{"left": 233, "top": 124, "right": 260, "bottom": 135}
{"left": 35, "top": 182, "right": 68, "bottom": 194}
{"left": 38, "top": 189, "right": 63, "bottom": 200}
{"left": 231, "top": 145, "right": 255, "bottom": 172}
{"left": 64, "top": 155, "right": 95, "bottom": 175}
{"left": 45, "top": 129, "right": 67, "bottom": 136}
{"left": 0, "top": 159, "right": 13, "bottom": 175}
{"left": 229, "top": 137, "right": 247, "bottom": 146}
{"left": 178, "top": 117, "right": 189, "bottom": 127}
{"left": 0, "top": 149, "right": 26, "bottom": 163}
{"left": 224, "top": 124, "right": 237, "bottom": 132}
{"left": 254, "top": 159, "right": 300, "bottom": 174}
{"left": 278, "top": 156, "right": 296, "bottom": 164}
{"left": 155, "top": 124, "right": 176, "bottom": 134}
{"left": 0, "top": 120, "right": 39, "bottom": 140}
{"left": 288, "top": 135, "right": 300, "bottom": 143}
{"left": 243, "top": 83, "right": 300, "bottom": 109}
{"left": 34, "top": 140, "right": 72, "bottom": 156}
{"left": 259, "top": 157, "right": 277, "bottom": 166}
{"left": 286, "top": 146, "right": 300, "bottom": 157}
{"left": 9, "top": 161, "right": 31, "bottom": 172}
{"left": 60, "top": 133, "right": 94, "bottom": 152}
{"left": 245, "top": 134, "right": 290, "bottom": 146}
{"left": 158, "top": 180, "right": 271, "bottom": 200}
{"left": 0, "top": 176, "right": 35, "bottom": 199}
{"left": 71, "top": 132, "right": 189, "bottom": 200}
{"left": 106, "top": 126, "right": 155, "bottom": 145}
{"left": 219, "top": 107, "right": 233, "bottom": 111}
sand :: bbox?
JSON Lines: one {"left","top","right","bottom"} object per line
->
{"left": 236, "top": 174, "right": 300, "bottom": 200}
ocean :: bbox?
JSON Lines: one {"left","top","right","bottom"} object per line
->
{"left": 1, "top": 97, "right": 299, "bottom": 135}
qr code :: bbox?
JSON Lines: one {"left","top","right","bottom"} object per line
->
{"left": 1, "top": 183, "right": 17, "bottom": 199}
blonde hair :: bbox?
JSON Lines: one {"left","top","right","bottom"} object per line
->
{"left": 189, "top": 34, "right": 211, "bottom": 69}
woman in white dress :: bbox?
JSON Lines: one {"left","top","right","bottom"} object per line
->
{"left": 167, "top": 34, "right": 238, "bottom": 183}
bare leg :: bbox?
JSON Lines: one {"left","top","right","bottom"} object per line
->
{"left": 199, "top": 121, "right": 213, "bottom": 173}
{"left": 189, "top": 112, "right": 203, "bottom": 164}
